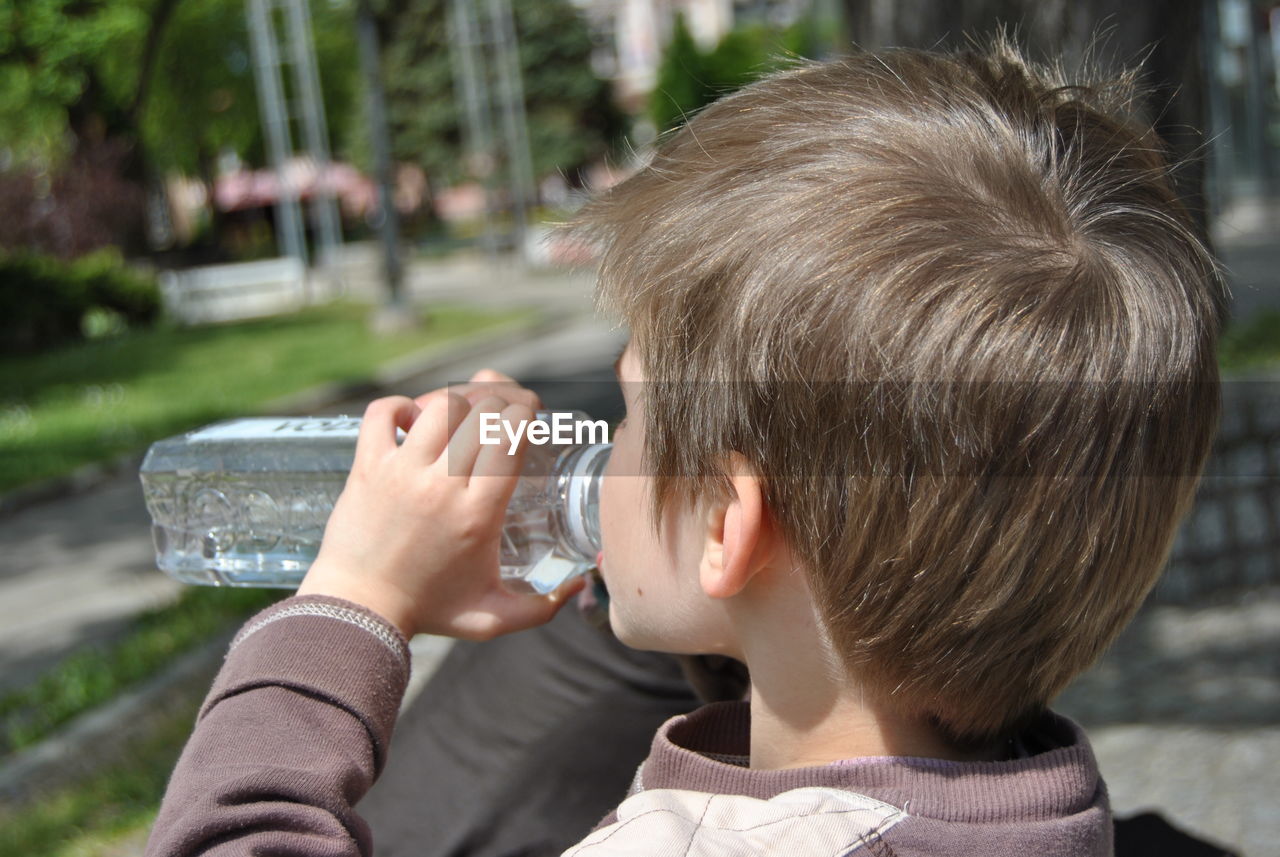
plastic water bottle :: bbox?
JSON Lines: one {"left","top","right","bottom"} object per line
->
{"left": 139, "top": 412, "right": 611, "bottom": 594}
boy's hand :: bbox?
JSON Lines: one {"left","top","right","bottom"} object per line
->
{"left": 297, "top": 371, "right": 584, "bottom": 640}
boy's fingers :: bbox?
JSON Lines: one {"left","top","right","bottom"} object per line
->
{"left": 414, "top": 381, "right": 542, "bottom": 413}
{"left": 469, "top": 368, "right": 514, "bottom": 383}
{"left": 469, "top": 402, "right": 535, "bottom": 497}
{"left": 355, "top": 396, "right": 420, "bottom": 466}
{"left": 461, "top": 382, "right": 541, "bottom": 412}
{"left": 444, "top": 394, "right": 511, "bottom": 477}
{"left": 403, "top": 391, "right": 469, "bottom": 462}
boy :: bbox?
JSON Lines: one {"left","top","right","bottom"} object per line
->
{"left": 146, "top": 35, "right": 1222, "bottom": 856}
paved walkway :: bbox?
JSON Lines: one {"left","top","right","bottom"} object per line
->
{"left": 1057, "top": 589, "right": 1280, "bottom": 856}
{"left": 0, "top": 475, "right": 180, "bottom": 694}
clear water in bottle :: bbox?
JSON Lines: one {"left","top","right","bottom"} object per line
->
{"left": 139, "top": 413, "right": 610, "bottom": 594}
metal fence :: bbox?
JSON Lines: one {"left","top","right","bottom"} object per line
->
{"left": 1155, "top": 380, "right": 1280, "bottom": 604}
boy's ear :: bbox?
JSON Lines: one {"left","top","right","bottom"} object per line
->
{"left": 700, "top": 452, "right": 773, "bottom": 600}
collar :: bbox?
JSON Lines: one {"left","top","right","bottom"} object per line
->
{"left": 635, "top": 701, "right": 1106, "bottom": 824}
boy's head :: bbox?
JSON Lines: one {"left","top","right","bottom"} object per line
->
{"left": 577, "top": 37, "right": 1224, "bottom": 743}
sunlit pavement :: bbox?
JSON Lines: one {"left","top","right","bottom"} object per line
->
{"left": 1058, "top": 590, "right": 1280, "bottom": 856}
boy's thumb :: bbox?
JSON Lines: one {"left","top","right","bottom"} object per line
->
{"left": 500, "top": 575, "right": 588, "bottom": 632}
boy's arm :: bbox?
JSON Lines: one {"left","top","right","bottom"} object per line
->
{"left": 144, "top": 594, "right": 409, "bottom": 857}
{"left": 146, "top": 377, "right": 584, "bottom": 856}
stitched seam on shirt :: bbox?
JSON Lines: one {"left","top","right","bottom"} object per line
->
{"left": 231, "top": 603, "right": 406, "bottom": 664}
{"left": 681, "top": 794, "right": 714, "bottom": 857}
{"left": 683, "top": 805, "right": 903, "bottom": 835}
{"left": 843, "top": 810, "right": 904, "bottom": 857}
{"left": 576, "top": 803, "right": 903, "bottom": 853}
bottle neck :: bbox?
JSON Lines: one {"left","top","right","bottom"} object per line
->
{"left": 560, "top": 442, "right": 611, "bottom": 560}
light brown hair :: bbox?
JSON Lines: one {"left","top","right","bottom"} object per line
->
{"left": 570, "top": 36, "right": 1224, "bottom": 741}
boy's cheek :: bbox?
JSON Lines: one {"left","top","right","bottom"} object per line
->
{"left": 607, "top": 598, "right": 668, "bottom": 654}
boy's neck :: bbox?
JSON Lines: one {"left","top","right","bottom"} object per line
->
{"left": 745, "top": 675, "right": 1005, "bottom": 769}
{"left": 733, "top": 576, "right": 1003, "bottom": 769}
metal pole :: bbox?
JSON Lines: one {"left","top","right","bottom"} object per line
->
{"left": 498, "top": 0, "right": 535, "bottom": 254}
{"left": 1203, "top": 0, "right": 1230, "bottom": 218}
{"left": 356, "top": 0, "right": 405, "bottom": 310}
{"left": 284, "top": 0, "right": 344, "bottom": 274}
{"left": 487, "top": 0, "right": 535, "bottom": 264}
{"left": 246, "top": 0, "right": 307, "bottom": 267}
{"left": 449, "top": 0, "right": 500, "bottom": 263}
{"left": 1246, "top": 9, "right": 1277, "bottom": 191}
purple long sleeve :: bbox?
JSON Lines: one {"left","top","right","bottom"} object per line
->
{"left": 145, "top": 595, "right": 411, "bottom": 857}
{"left": 145, "top": 595, "right": 1117, "bottom": 857}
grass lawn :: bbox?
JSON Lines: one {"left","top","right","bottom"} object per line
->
{"left": 0, "top": 587, "right": 279, "bottom": 757}
{"left": 0, "top": 685, "right": 203, "bottom": 857}
{"left": 0, "top": 301, "right": 530, "bottom": 494}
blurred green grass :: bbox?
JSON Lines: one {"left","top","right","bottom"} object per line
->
{"left": 0, "top": 301, "right": 531, "bottom": 494}
{"left": 0, "top": 587, "right": 279, "bottom": 758}
{"left": 0, "top": 682, "right": 203, "bottom": 857}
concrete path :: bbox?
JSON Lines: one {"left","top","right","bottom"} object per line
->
{"left": 1057, "top": 589, "right": 1280, "bottom": 856}
{"left": 0, "top": 475, "right": 180, "bottom": 694}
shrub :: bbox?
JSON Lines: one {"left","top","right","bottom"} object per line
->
{"left": 0, "top": 250, "right": 161, "bottom": 355}
{"left": 0, "top": 139, "right": 147, "bottom": 260}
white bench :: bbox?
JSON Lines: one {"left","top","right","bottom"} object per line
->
{"left": 160, "top": 257, "right": 310, "bottom": 324}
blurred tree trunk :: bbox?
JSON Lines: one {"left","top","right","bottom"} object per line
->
{"left": 839, "top": 0, "right": 1209, "bottom": 238}
{"left": 61, "top": 0, "right": 188, "bottom": 255}
{"left": 129, "top": 0, "right": 185, "bottom": 126}
{"left": 196, "top": 143, "right": 229, "bottom": 254}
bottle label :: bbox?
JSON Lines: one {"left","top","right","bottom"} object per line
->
{"left": 187, "top": 418, "right": 363, "bottom": 442}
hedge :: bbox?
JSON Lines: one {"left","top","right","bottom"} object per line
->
{"left": 0, "top": 250, "right": 161, "bottom": 355}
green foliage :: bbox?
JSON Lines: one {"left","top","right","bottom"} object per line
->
{"left": 1, "top": 0, "right": 360, "bottom": 174}
{"left": 649, "top": 16, "right": 831, "bottom": 135}
{"left": 379, "top": 0, "right": 622, "bottom": 190}
{"left": 515, "top": 0, "right": 623, "bottom": 180}
{"left": 0, "top": 587, "right": 279, "bottom": 757}
{"left": 0, "top": 250, "right": 160, "bottom": 355}
{"left": 1219, "top": 310, "right": 1280, "bottom": 373}
{"left": 649, "top": 14, "right": 712, "bottom": 133}
{"left": 139, "top": 0, "right": 260, "bottom": 173}
{"left": 141, "top": 0, "right": 361, "bottom": 175}
{"left": 0, "top": 0, "right": 146, "bottom": 163}
{"left": 377, "top": 0, "right": 453, "bottom": 176}
{"left": 703, "top": 26, "right": 770, "bottom": 93}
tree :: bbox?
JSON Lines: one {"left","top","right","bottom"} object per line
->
{"left": 0, "top": 0, "right": 150, "bottom": 164}
{"left": 141, "top": 0, "right": 359, "bottom": 243}
{"left": 649, "top": 15, "right": 833, "bottom": 135}
{"left": 649, "top": 14, "right": 713, "bottom": 134}
{"left": 1, "top": 0, "right": 362, "bottom": 256}
{"left": 139, "top": 0, "right": 261, "bottom": 195}
{"left": 0, "top": 0, "right": 162, "bottom": 253}
{"left": 375, "top": 0, "right": 623, "bottom": 201}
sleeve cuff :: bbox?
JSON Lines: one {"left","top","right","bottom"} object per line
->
{"left": 200, "top": 594, "right": 412, "bottom": 772}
